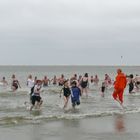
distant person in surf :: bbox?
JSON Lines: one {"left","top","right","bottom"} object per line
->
{"left": 104, "top": 74, "right": 112, "bottom": 87}
{"left": 93, "top": 75, "right": 99, "bottom": 86}
{"left": 77, "top": 75, "right": 82, "bottom": 87}
{"left": 100, "top": 82, "right": 106, "bottom": 97}
{"left": 70, "top": 74, "right": 78, "bottom": 86}
{"left": 89, "top": 75, "right": 94, "bottom": 89}
{"left": 11, "top": 74, "right": 21, "bottom": 91}
{"left": 58, "top": 74, "right": 65, "bottom": 86}
{"left": 90, "top": 75, "right": 94, "bottom": 84}
{"left": 80, "top": 73, "right": 89, "bottom": 97}
{"left": 51, "top": 75, "right": 57, "bottom": 85}
{"left": 0, "top": 77, "right": 8, "bottom": 87}
{"left": 134, "top": 74, "right": 140, "bottom": 91}
{"left": 112, "top": 69, "right": 127, "bottom": 106}
{"left": 128, "top": 74, "right": 135, "bottom": 94}
{"left": 27, "top": 75, "right": 35, "bottom": 100}
{"left": 42, "top": 76, "right": 50, "bottom": 87}
{"left": 27, "top": 75, "right": 34, "bottom": 89}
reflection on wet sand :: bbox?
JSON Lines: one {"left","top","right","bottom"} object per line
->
{"left": 115, "top": 114, "right": 125, "bottom": 133}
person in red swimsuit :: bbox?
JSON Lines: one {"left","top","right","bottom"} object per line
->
{"left": 112, "top": 69, "right": 127, "bottom": 106}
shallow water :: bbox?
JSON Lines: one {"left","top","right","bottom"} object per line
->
{"left": 0, "top": 66, "right": 140, "bottom": 140}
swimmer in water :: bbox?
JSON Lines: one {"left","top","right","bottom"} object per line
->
{"left": 51, "top": 75, "right": 58, "bottom": 85}
{"left": 1, "top": 77, "right": 8, "bottom": 86}
{"left": 100, "top": 82, "right": 106, "bottom": 97}
{"left": 11, "top": 74, "right": 21, "bottom": 92}
{"left": 93, "top": 75, "right": 99, "bottom": 86}
{"left": 128, "top": 74, "right": 135, "bottom": 94}
{"left": 58, "top": 74, "right": 65, "bottom": 86}
{"left": 42, "top": 76, "right": 50, "bottom": 87}
{"left": 80, "top": 73, "right": 89, "bottom": 97}
{"left": 70, "top": 74, "right": 78, "bottom": 84}
{"left": 134, "top": 75, "right": 140, "bottom": 91}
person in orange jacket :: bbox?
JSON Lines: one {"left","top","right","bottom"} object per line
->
{"left": 112, "top": 69, "right": 127, "bottom": 106}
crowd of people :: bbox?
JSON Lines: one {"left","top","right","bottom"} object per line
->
{"left": 0, "top": 69, "right": 140, "bottom": 111}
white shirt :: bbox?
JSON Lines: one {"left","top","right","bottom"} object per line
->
{"left": 27, "top": 79, "right": 34, "bottom": 88}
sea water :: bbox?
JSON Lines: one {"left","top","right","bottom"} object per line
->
{"left": 0, "top": 66, "right": 140, "bottom": 140}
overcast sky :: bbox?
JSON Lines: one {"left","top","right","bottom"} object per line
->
{"left": 0, "top": 0, "right": 140, "bottom": 65}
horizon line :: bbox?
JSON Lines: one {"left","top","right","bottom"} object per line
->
{"left": 0, "top": 64, "right": 139, "bottom": 67}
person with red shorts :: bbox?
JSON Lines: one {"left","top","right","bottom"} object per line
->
{"left": 112, "top": 69, "right": 127, "bottom": 106}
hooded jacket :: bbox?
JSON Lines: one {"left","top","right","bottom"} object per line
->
{"left": 114, "top": 73, "right": 127, "bottom": 90}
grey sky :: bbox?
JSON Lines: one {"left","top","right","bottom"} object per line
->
{"left": 0, "top": 0, "right": 140, "bottom": 65}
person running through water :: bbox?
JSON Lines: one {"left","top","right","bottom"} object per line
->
{"left": 80, "top": 73, "right": 89, "bottom": 97}
{"left": 71, "top": 81, "right": 81, "bottom": 109}
{"left": 11, "top": 74, "right": 21, "bottom": 91}
{"left": 112, "top": 69, "right": 127, "bottom": 107}
{"left": 60, "top": 80, "right": 71, "bottom": 109}
{"left": 30, "top": 80, "right": 43, "bottom": 111}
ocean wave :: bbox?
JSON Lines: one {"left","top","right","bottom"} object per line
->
{"left": 1, "top": 107, "right": 140, "bottom": 125}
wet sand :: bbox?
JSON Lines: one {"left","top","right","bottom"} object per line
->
{"left": 1, "top": 113, "right": 140, "bottom": 140}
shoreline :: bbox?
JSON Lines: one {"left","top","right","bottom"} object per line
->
{"left": 0, "top": 113, "right": 140, "bottom": 140}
